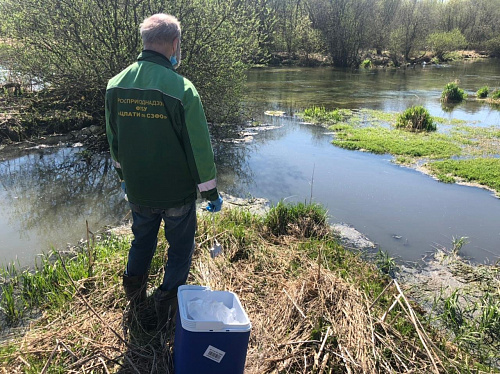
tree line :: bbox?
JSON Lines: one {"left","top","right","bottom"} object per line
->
{"left": 260, "top": 0, "right": 500, "bottom": 67}
{"left": 0, "top": 0, "right": 499, "bottom": 128}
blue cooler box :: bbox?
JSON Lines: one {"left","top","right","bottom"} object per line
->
{"left": 174, "top": 285, "right": 252, "bottom": 374}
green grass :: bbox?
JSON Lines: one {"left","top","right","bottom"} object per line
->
{"left": 438, "top": 289, "right": 500, "bottom": 366}
{"left": 426, "top": 158, "right": 500, "bottom": 195}
{"left": 299, "top": 106, "right": 352, "bottom": 125}
{"left": 0, "top": 235, "right": 130, "bottom": 327}
{"left": 396, "top": 106, "right": 436, "bottom": 132}
{"left": 492, "top": 90, "right": 500, "bottom": 100}
{"left": 332, "top": 126, "right": 461, "bottom": 158}
{"left": 264, "top": 201, "right": 328, "bottom": 238}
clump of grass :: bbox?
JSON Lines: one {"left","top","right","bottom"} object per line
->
{"left": 376, "top": 249, "right": 398, "bottom": 277}
{"left": 396, "top": 106, "right": 436, "bottom": 132}
{"left": 476, "top": 86, "right": 489, "bottom": 98}
{"left": 451, "top": 236, "right": 469, "bottom": 255}
{"left": 264, "top": 201, "right": 329, "bottom": 238}
{"left": 300, "top": 106, "right": 351, "bottom": 126}
{"left": 441, "top": 82, "right": 467, "bottom": 103}
{"left": 361, "top": 59, "right": 372, "bottom": 68}
{"left": 426, "top": 158, "right": 500, "bottom": 195}
{"left": 438, "top": 289, "right": 500, "bottom": 366}
{"left": 492, "top": 89, "right": 500, "bottom": 100}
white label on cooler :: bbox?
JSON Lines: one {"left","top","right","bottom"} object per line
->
{"left": 203, "top": 345, "right": 226, "bottom": 363}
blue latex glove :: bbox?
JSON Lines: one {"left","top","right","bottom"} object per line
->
{"left": 120, "top": 181, "right": 128, "bottom": 201}
{"left": 206, "top": 195, "right": 223, "bottom": 213}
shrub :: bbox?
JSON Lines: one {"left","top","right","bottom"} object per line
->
{"left": 396, "top": 106, "right": 436, "bottom": 132}
{"left": 427, "top": 29, "right": 467, "bottom": 61}
{"left": 492, "top": 90, "right": 500, "bottom": 100}
{"left": 441, "top": 82, "right": 467, "bottom": 103}
{"left": 485, "top": 36, "right": 500, "bottom": 57}
{"left": 476, "top": 86, "right": 489, "bottom": 98}
{"left": 361, "top": 59, "right": 372, "bottom": 68}
{"left": 0, "top": 0, "right": 259, "bottom": 124}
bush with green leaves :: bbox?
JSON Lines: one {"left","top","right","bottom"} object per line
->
{"left": 492, "top": 90, "right": 500, "bottom": 100}
{"left": 441, "top": 82, "right": 467, "bottom": 103}
{"left": 0, "top": 0, "right": 260, "bottom": 124}
{"left": 476, "top": 86, "right": 489, "bottom": 98}
{"left": 484, "top": 36, "right": 500, "bottom": 57}
{"left": 396, "top": 106, "right": 436, "bottom": 132}
{"left": 427, "top": 29, "right": 467, "bottom": 61}
{"left": 361, "top": 59, "right": 372, "bottom": 68}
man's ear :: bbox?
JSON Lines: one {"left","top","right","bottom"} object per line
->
{"left": 172, "top": 37, "right": 179, "bottom": 52}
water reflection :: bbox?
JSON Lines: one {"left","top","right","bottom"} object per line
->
{"left": 0, "top": 147, "right": 127, "bottom": 264}
{"left": 246, "top": 60, "right": 500, "bottom": 126}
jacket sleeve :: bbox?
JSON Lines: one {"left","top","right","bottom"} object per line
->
{"left": 181, "top": 82, "right": 219, "bottom": 201}
{"left": 105, "top": 91, "right": 124, "bottom": 181}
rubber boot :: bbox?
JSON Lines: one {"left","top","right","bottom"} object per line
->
{"left": 154, "top": 286, "right": 178, "bottom": 332}
{"left": 122, "top": 273, "right": 148, "bottom": 308}
{"left": 123, "top": 273, "right": 154, "bottom": 330}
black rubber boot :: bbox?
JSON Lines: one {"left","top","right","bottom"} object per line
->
{"left": 123, "top": 273, "right": 148, "bottom": 308}
{"left": 154, "top": 286, "right": 178, "bottom": 332}
{"left": 123, "top": 273, "right": 156, "bottom": 332}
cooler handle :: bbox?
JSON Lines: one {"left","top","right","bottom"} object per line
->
{"left": 178, "top": 285, "right": 210, "bottom": 292}
{"left": 195, "top": 320, "right": 226, "bottom": 331}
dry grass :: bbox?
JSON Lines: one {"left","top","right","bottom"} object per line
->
{"left": 0, "top": 207, "right": 483, "bottom": 373}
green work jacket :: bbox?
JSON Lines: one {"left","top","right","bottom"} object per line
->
{"left": 105, "top": 50, "right": 218, "bottom": 208}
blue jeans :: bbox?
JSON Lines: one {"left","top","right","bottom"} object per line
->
{"left": 125, "top": 201, "right": 196, "bottom": 293}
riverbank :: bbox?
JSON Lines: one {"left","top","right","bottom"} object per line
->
{"left": 267, "top": 49, "right": 492, "bottom": 68}
{"left": 1, "top": 199, "right": 498, "bottom": 373}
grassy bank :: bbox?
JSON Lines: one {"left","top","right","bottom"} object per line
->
{"left": 299, "top": 107, "right": 500, "bottom": 196}
{"left": 1, "top": 203, "right": 498, "bottom": 373}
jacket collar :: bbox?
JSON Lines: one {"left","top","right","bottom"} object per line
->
{"left": 137, "top": 50, "right": 174, "bottom": 70}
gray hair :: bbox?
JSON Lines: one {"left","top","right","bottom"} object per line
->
{"left": 140, "top": 14, "right": 181, "bottom": 48}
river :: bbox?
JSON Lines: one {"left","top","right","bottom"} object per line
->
{"left": 1, "top": 59, "right": 499, "bottom": 266}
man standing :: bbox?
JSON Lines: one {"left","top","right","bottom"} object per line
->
{"left": 105, "top": 13, "right": 223, "bottom": 329}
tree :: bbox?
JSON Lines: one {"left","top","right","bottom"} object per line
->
{"left": 0, "top": 0, "right": 260, "bottom": 124}
{"left": 371, "top": 0, "right": 402, "bottom": 55}
{"left": 388, "top": 0, "right": 436, "bottom": 62}
{"left": 307, "top": 0, "right": 375, "bottom": 67}
{"left": 427, "top": 29, "right": 467, "bottom": 60}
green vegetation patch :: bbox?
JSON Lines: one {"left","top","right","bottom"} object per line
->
{"left": 449, "top": 125, "right": 500, "bottom": 157}
{"left": 476, "top": 86, "right": 489, "bottom": 98}
{"left": 299, "top": 106, "right": 353, "bottom": 126}
{"left": 441, "top": 82, "right": 467, "bottom": 103}
{"left": 426, "top": 158, "right": 500, "bottom": 195}
{"left": 396, "top": 106, "right": 436, "bottom": 132}
{"left": 332, "top": 126, "right": 461, "bottom": 158}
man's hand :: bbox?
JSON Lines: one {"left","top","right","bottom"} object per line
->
{"left": 206, "top": 195, "right": 223, "bottom": 213}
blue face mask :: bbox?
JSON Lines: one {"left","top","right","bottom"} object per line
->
{"left": 170, "top": 55, "right": 177, "bottom": 67}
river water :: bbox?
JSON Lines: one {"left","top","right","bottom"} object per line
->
{"left": 1, "top": 59, "right": 499, "bottom": 266}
